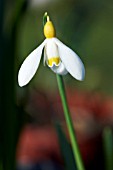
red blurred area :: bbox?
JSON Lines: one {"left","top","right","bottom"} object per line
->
{"left": 17, "top": 125, "right": 62, "bottom": 164}
{"left": 17, "top": 88, "right": 113, "bottom": 169}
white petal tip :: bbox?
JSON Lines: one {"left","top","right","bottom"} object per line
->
{"left": 18, "top": 82, "right": 24, "bottom": 87}
{"left": 70, "top": 65, "right": 85, "bottom": 81}
{"left": 18, "top": 78, "right": 25, "bottom": 87}
{"left": 18, "top": 81, "right": 28, "bottom": 87}
{"left": 78, "top": 76, "right": 85, "bottom": 81}
{"left": 18, "top": 72, "right": 28, "bottom": 87}
{"left": 76, "top": 66, "right": 85, "bottom": 81}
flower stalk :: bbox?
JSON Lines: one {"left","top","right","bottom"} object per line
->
{"left": 56, "top": 74, "right": 85, "bottom": 170}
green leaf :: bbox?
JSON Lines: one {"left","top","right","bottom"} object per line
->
{"left": 103, "top": 127, "right": 113, "bottom": 170}
{"left": 55, "top": 122, "right": 77, "bottom": 170}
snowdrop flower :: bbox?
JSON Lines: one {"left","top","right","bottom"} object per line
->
{"left": 18, "top": 14, "right": 85, "bottom": 87}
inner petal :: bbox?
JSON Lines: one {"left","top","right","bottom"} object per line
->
{"left": 45, "top": 39, "right": 61, "bottom": 67}
{"left": 48, "top": 57, "right": 60, "bottom": 67}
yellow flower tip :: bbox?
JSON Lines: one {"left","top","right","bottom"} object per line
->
{"left": 44, "top": 20, "right": 56, "bottom": 38}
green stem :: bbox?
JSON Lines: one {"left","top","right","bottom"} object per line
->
{"left": 56, "top": 74, "right": 85, "bottom": 170}
{"left": 43, "top": 12, "right": 48, "bottom": 26}
{"left": 103, "top": 127, "right": 113, "bottom": 170}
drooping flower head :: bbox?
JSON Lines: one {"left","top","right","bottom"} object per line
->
{"left": 18, "top": 13, "right": 85, "bottom": 87}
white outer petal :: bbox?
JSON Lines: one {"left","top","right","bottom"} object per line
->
{"left": 53, "top": 38, "right": 85, "bottom": 81}
{"left": 18, "top": 40, "right": 47, "bottom": 87}
{"left": 51, "top": 62, "right": 68, "bottom": 75}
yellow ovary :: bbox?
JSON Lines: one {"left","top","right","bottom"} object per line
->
{"left": 44, "top": 21, "right": 56, "bottom": 38}
{"left": 48, "top": 57, "right": 60, "bottom": 67}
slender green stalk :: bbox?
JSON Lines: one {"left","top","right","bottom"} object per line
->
{"left": 103, "top": 127, "right": 113, "bottom": 170}
{"left": 56, "top": 75, "right": 85, "bottom": 170}
{"left": 43, "top": 12, "right": 48, "bottom": 26}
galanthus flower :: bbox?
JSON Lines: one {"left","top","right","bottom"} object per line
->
{"left": 18, "top": 14, "right": 85, "bottom": 87}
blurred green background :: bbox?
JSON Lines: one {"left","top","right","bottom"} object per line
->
{"left": 1, "top": 0, "right": 113, "bottom": 170}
